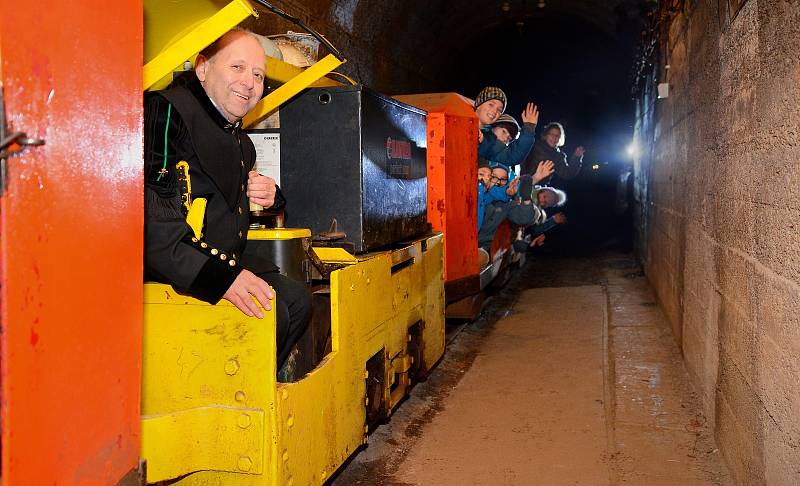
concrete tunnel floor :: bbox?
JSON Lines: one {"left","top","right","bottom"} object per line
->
{"left": 330, "top": 251, "right": 733, "bottom": 485}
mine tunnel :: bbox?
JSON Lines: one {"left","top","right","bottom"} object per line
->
{"left": 0, "top": 0, "right": 797, "bottom": 485}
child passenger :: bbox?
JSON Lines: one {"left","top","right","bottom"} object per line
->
{"left": 513, "top": 186, "right": 569, "bottom": 252}
{"left": 491, "top": 113, "right": 519, "bottom": 145}
{"left": 477, "top": 162, "right": 544, "bottom": 252}
{"left": 473, "top": 86, "right": 539, "bottom": 170}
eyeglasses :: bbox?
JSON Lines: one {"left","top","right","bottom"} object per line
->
{"left": 490, "top": 175, "right": 508, "bottom": 185}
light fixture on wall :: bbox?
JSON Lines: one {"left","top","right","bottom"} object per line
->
{"left": 538, "top": 1, "right": 546, "bottom": 8}
{"left": 502, "top": 1, "right": 511, "bottom": 12}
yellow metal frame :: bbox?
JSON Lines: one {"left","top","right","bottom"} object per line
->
{"left": 312, "top": 247, "right": 359, "bottom": 265}
{"left": 243, "top": 54, "right": 344, "bottom": 127}
{"left": 140, "top": 4, "right": 448, "bottom": 485}
{"left": 141, "top": 234, "right": 445, "bottom": 485}
{"left": 143, "top": 0, "right": 258, "bottom": 91}
{"left": 141, "top": 285, "right": 277, "bottom": 483}
{"left": 247, "top": 228, "right": 311, "bottom": 240}
{"left": 143, "top": 0, "right": 345, "bottom": 128}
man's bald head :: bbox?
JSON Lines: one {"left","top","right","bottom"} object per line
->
{"left": 198, "top": 29, "right": 263, "bottom": 62}
{"left": 195, "top": 29, "right": 267, "bottom": 122}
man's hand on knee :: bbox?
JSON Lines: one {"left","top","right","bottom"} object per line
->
{"left": 223, "top": 269, "right": 275, "bottom": 318}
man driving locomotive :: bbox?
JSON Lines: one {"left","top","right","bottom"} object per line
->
{"left": 143, "top": 29, "right": 310, "bottom": 370}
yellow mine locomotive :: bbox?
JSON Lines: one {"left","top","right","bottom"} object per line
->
{"left": 140, "top": 0, "right": 445, "bottom": 484}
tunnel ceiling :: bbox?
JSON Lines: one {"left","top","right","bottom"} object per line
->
{"left": 436, "top": 0, "right": 647, "bottom": 41}
{"left": 250, "top": 0, "right": 652, "bottom": 92}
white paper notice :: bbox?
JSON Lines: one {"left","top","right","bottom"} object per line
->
{"left": 248, "top": 133, "right": 281, "bottom": 186}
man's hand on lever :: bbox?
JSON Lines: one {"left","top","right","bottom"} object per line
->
{"left": 223, "top": 269, "right": 275, "bottom": 318}
{"left": 247, "top": 170, "right": 277, "bottom": 208}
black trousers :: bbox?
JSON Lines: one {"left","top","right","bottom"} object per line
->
{"left": 258, "top": 272, "right": 311, "bottom": 369}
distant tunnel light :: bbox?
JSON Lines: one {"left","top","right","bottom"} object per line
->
{"left": 626, "top": 141, "right": 639, "bottom": 158}
{"left": 591, "top": 164, "right": 600, "bottom": 170}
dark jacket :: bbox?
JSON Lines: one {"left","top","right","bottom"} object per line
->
{"left": 478, "top": 122, "right": 537, "bottom": 167}
{"left": 521, "top": 139, "right": 583, "bottom": 186}
{"left": 144, "top": 74, "right": 284, "bottom": 303}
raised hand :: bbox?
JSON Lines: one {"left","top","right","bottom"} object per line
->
{"left": 506, "top": 177, "right": 520, "bottom": 196}
{"left": 223, "top": 269, "right": 275, "bottom": 318}
{"left": 521, "top": 103, "right": 539, "bottom": 125}
{"left": 533, "top": 160, "right": 555, "bottom": 183}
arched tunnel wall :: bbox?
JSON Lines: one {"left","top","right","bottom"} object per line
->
{"left": 245, "top": 0, "right": 637, "bottom": 96}
{"left": 244, "top": 0, "right": 447, "bottom": 93}
{"left": 633, "top": 1, "right": 800, "bottom": 483}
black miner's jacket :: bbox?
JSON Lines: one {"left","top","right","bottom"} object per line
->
{"left": 144, "top": 74, "right": 285, "bottom": 303}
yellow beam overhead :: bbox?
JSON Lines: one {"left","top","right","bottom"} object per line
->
{"left": 143, "top": 0, "right": 258, "bottom": 91}
{"left": 244, "top": 53, "right": 344, "bottom": 127}
{"left": 143, "top": 0, "right": 346, "bottom": 121}
{"left": 265, "top": 57, "right": 341, "bottom": 87}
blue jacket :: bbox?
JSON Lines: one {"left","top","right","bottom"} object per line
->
{"left": 486, "top": 165, "right": 518, "bottom": 203}
{"left": 477, "top": 168, "right": 519, "bottom": 230}
{"left": 478, "top": 122, "right": 537, "bottom": 167}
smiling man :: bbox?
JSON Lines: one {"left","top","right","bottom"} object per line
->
{"left": 143, "top": 29, "right": 310, "bottom": 372}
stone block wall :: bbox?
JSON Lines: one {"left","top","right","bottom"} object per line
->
{"left": 633, "top": 1, "right": 800, "bottom": 483}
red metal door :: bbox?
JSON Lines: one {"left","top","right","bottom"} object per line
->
{"left": 0, "top": 1, "right": 143, "bottom": 484}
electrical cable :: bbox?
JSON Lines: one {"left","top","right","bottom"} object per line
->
{"left": 326, "top": 71, "right": 358, "bottom": 86}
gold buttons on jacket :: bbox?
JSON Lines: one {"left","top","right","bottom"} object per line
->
{"left": 220, "top": 254, "right": 227, "bottom": 261}
{"left": 201, "top": 242, "right": 208, "bottom": 248}
{"left": 238, "top": 231, "right": 243, "bottom": 238}
{"left": 240, "top": 160, "right": 244, "bottom": 167}
{"left": 239, "top": 207, "right": 244, "bottom": 214}
{"left": 211, "top": 248, "right": 219, "bottom": 255}
{"left": 229, "top": 260, "right": 236, "bottom": 266}
{"left": 191, "top": 237, "right": 198, "bottom": 243}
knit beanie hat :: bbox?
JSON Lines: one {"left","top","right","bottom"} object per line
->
{"left": 474, "top": 87, "right": 507, "bottom": 113}
{"left": 492, "top": 113, "right": 520, "bottom": 140}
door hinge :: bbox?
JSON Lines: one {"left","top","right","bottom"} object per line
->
{"left": 0, "top": 86, "right": 47, "bottom": 195}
